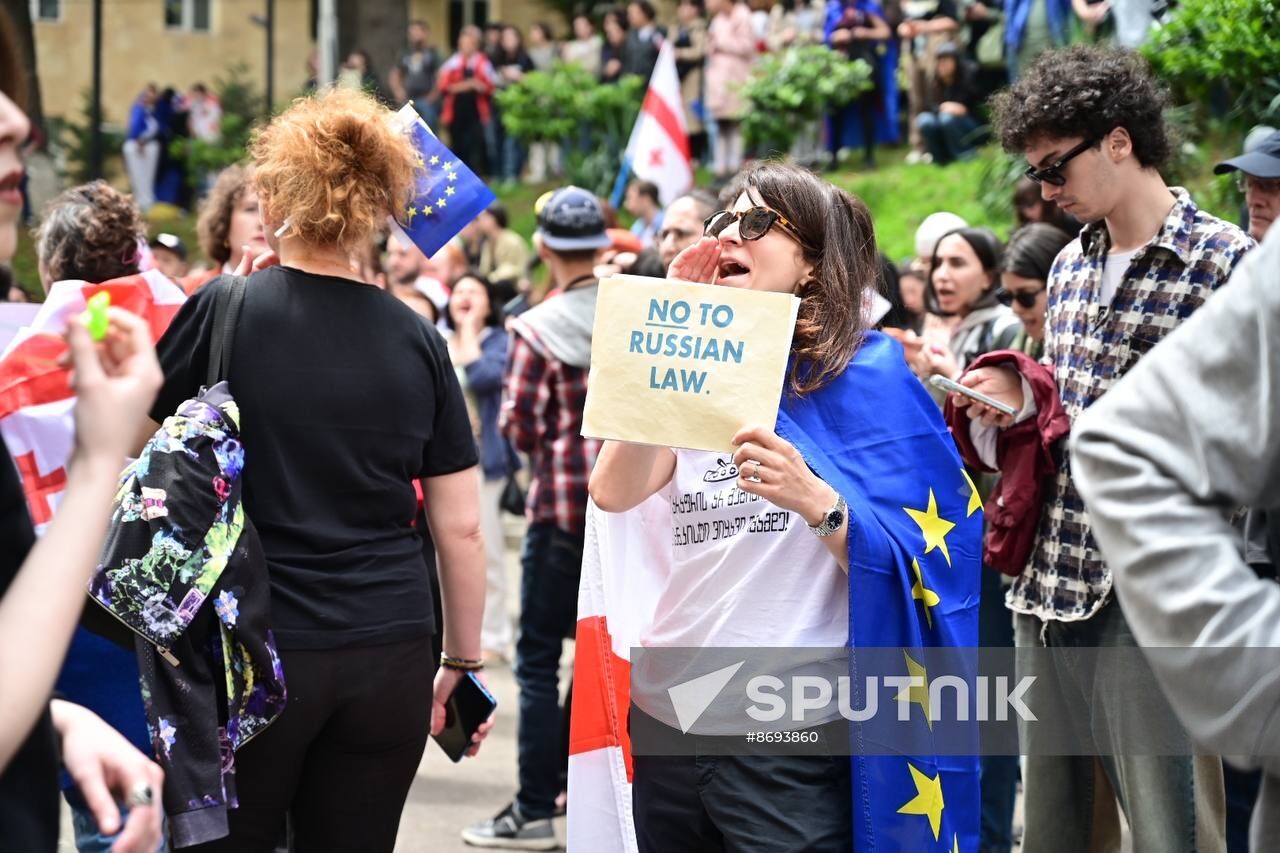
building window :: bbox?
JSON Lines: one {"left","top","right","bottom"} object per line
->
{"left": 165, "top": 0, "right": 212, "bottom": 32}
{"left": 29, "top": 0, "right": 61, "bottom": 22}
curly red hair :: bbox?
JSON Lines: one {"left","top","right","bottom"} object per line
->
{"left": 250, "top": 87, "right": 417, "bottom": 253}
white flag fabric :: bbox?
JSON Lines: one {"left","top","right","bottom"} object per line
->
{"left": 621, "top": 43, "right": 694, "bottom": 207}
{"left": 566, "top": 495, "right": 671, "bottom": 853}
{"left": 0, "top": 269, "right": 185, "bottom": 531}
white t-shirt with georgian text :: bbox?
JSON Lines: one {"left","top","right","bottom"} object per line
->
{"left": 640, "top": 448, "right": 848, "bottom": 650}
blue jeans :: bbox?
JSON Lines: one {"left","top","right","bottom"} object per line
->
{"left": 916, "top": 111, "right": 979, "bottom": 166}
{"left": 1014, "top": 603, "right": 1225, "bottom": 852}
{"left": 67, "top": 789, "right": 167, "bottom": 853}
{"left": 500, "top": 133, "right": 525, "bottom": 182}
{"left": 514, "top": 522, "right": 583, "bottom": 820}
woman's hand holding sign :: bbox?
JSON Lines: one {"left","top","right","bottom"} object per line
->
{"left": 732, "top": 424, "right": 849, "bottom": 572}
{"left": 668, "top": 236, "right": 721, "bottom": 285}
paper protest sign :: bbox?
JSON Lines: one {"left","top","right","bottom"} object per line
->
{"left": 582, "top": 275, "right": 799, "bottom": 452}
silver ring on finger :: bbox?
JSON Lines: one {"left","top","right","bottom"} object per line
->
{"left": 747, "top": 460, "right": 762, "bottom": 483}
{"left": 126, "top": 782, "right": 154, "bottom": 807}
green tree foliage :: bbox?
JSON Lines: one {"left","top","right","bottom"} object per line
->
{"left": 1142, "top": 0, "right": 1280, "bottom": 130}
{"left": 46, "top": 91, "right": 125, "bottom": 184}
{"left": 741, "top": 45, "right": 872, "bottom": 157}
{"left": 496, "top": 64, "right": 644, "bottom": 195}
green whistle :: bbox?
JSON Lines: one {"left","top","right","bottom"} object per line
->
{"left": 82, "top": 291, "right": 110, "bottom": 341}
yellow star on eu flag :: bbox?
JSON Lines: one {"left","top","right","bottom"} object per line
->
{"left": 436, "top": 197, "right": 448, "bottom": 208}
{"left": 961, "top": 469, "right": 983, "bottom": 517}
{"left": 429, "top": 154, "right": 440, "bottom": 166}
{"left": 910, "top": 558, "right": 940, "bottom": 630}
{"left": 898, "top": 762, "right": 945, "bottom": 841}
{"left": 953, "top": 833, "right": 961, "bottom": 853}
{"left": 415, "top": 153, "right": 425, "bottom": 168}
{"left": 445, "top": 185, "right": 456, "bottom": 197}
{"left": 896, "top": 650, "right": 932, "bottom": 729}
{"left": 404, "top": 205, "right": 418, "bottom": 224}
{"left": 421, "top": 204, "right": 433, "bottom": 216}
{"left": 904, "top": 489, "right": 957, "bottom": 567}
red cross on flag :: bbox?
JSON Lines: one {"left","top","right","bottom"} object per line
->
{"left": 0, "top": 269, "right": 185, "bottom": 533}
{"left": 619, "top": 42, "right": 693, "bottom": 207}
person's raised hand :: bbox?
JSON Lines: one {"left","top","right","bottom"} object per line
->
{"left": 668, "top": 236, "right": 721, "bottom": 285}
{"left": 65, "top": 307, "right": 162, "bottom": 470}
{"left": 954, "top": 366, "right": 1023, "bottom": 429}
{"left": 915, "top": 343, "right": 961, "bottom": 381}
{"left": 232, "top": 244, "right": 279, "bottom": 277}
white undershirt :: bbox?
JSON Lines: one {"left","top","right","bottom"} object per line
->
{"left": 640, "top": 449, "right": 848, "bottom": 650}
{"left": 1101, "top": 246, "right": 1141, "bottom": 306}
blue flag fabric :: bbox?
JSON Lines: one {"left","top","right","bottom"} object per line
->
{"left": 393, "top": 104, "right": 496, "bottom": 260}
{"left": 776, "top": 331, "right": 982, "bottom": 851}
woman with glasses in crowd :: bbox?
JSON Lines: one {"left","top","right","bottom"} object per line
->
{"left": 589, "top": 161, "right": 976, "bottom": 851}
{"left": 998, "top": 222, "right": 1074, "bottom": 360}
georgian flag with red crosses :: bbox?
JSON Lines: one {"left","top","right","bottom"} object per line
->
{"left": 619, "top": 42, "right": 694, "bottom": 207}
{"left": 0, "top": 269, "right": 185, "bottom": 531}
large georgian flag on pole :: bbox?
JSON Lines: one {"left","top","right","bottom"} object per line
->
{"left": 0, "top": 270, "right": 185, "bottom": 532}
{"left": 613, "top": 42, "right": 694, "bottom": 208}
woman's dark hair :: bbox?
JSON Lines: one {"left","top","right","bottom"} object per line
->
{"left": 1002, "top": 223, "right": 1073, "bottom": 283}
{"left": 925, "top": 226, "right": 1004, "bottom": 316}
{"left": 532, "top": 22, "right": 556, "bottom": 41}
{"left": 484, "top": 202, "right": 508, "bottom": 230}
{"left": 0, "top": 7, "right": 26, "bottom": 110}
{"left": 875, "top": 253, "right": 915, "bottom": 331}
{"left": 721, "top": 162, "right": 878, "bottom": 396}
{"left": 445, "top": 270, "right": 504, "bottom": 329}
{"left": 991, "top": 45, "right": 1171, "bottom": 170}
{"left": 37, "top": 181, "right": 146, "bottom": 284}
{"left": 1013, "top": 176, "right": 1080, "bottom": 232}
{"left": 602, "top": 7, "right": 629, "bottom": 31}
{"left": 630, "top": 0, "right": 658, "bottom": 21}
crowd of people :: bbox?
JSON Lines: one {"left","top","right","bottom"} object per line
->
{"left": 122, "top": 82, "right": 223, "bottom": 213}
{"left": 276, "top": 0, "right": 1171, "bottom": 189}
{"left": 5, "top": 0, "right": 1280, "bottom": 850}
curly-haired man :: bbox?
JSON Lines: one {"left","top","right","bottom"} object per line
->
{"left": 947, "top": 45, "right": 1255, "bottom": 852}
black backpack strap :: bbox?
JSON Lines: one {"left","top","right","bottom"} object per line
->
{"left": 206, "top": 275, "right": 247, "bottom": 387}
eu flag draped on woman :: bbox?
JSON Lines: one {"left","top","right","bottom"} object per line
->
{"left": 779, "top": 331, "right": 982, "bottom": 850}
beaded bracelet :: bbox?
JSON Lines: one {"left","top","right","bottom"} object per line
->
{"left": 441, "top": 654, "right": 485, "bottom": 671}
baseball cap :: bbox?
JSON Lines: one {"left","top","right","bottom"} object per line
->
{"left": 1213, "top": 129, "right": 1280, "bottom": 179}
{"left": 535, "top": 186, "right": 612, "bottom": 252}
{"left": 149, "top": 232, "right": 187, "bottom": 260}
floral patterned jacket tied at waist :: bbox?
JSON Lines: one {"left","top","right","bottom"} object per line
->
{"left": 88, "top": 382, "right": 286, "bottom": 848}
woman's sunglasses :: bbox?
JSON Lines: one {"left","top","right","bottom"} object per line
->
{"left": 1023, "top": 138, "right": 1096, "bottom": 187}
{"left": 996, "top": 287, "right": 1044, "bottom": 308}
{"left": 703, "top": 207, "right": 801, "bottom": 242}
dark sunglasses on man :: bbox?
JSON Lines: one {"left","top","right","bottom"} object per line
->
{"left": 703, "top": 207, "right": 802, "bottom": 242}
{"left": 996, "top": 287, "right": 1044, "bottom": 308}
{"left": 1024, "top": 138, "right": 1096, "bottom": 187}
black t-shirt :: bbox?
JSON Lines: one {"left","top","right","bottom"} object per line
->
{"left": 151, "top": 268, "right": 478, "bottom": 650}
{"left": 0, "top": 442, "right": 59, "bottom": 852}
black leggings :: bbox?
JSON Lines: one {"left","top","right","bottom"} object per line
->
{"left": 188, "top": 637, "right": 435, "bottom": 853}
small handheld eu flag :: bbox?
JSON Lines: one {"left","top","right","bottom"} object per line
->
{"left": 390, "top": 103, "right": 496, "bottom": 259}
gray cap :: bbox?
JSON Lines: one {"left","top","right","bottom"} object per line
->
{"left": 535, "top": 186, "right": 612, "bottom": 252}
{"left": 1214, "top": 129, "right": 1280, "bottom": 179}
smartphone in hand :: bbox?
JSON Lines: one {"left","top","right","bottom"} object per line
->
{"left": 929, "top": 374, "right": 1018, "bottom": 417}
{"left": 433, "top": 670, "right": 498, "bottom": 763}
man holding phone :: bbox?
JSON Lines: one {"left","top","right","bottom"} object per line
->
{"left": 947, "top": 45, "right": 1253, "bottom": 852}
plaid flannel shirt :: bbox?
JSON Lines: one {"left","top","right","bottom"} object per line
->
{"left": 1008, "top": 188, "right": 1255, "bottom": 622}
{"left": 501, "top": 329, "right": 600, "bottom": 538}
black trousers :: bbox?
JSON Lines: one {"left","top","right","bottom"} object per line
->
{"left": 631, "top": 711, "right": 853, "bottom": 853}
{"left": 188, "top": 637, "right": 435, "bottom": 853}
